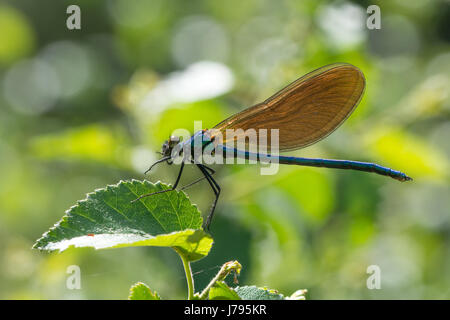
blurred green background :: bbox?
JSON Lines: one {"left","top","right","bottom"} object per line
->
{"left": 0, "top": 0, "right": 449, "bottom": 299}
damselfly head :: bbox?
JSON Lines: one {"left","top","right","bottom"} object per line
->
{"left": 161, "top": 135, "right": 181, "bottom": 158}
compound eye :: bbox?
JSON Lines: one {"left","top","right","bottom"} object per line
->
{"left": 161, "top": 141, "right": 169, "bottom": 154}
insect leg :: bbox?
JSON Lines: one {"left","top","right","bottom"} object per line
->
{"left": 144, "top": 156, "right": 171, "bottom": 175}
{"left": 132, "top": 162, "right": 185, "bottom": 202}
{"left": 196, "top": 164, "right": 221, "bottom": 231}
{"left": 179, "top": 165, "right": 216, "bottom": 191}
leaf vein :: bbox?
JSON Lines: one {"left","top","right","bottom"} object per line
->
{"left": 125, "top": 183, "right": 168, "bottom": 233}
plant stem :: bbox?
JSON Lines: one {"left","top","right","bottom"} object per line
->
{"left": 199, "top": 260, "right": 242, "bottom": 300}
{"left": 176, "top": 249, "right": 194, "bottom": 300}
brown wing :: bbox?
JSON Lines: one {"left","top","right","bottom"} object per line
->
{"left": 212, "top": 63, "right": 365, "bottom": 151}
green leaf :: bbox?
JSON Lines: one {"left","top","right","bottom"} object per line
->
{"left": 128, "top": 282, "right": 160, "bottom": 300}
{"left": 233, "top": 286, "right": 307, "bottom": 300}
{"left": 233, "top": 286, "right": 285, "bottom": 300}
{"left": 33, "top": 180, "right": 213, "bottom": 261}
{"left": 209, "top": 281, "right": 241, "bottom": 300}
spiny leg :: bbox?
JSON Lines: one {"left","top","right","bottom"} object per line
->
{"left": 197, "top": 164, "right": 221, "bottom": 231}
{"left": 144, "top": 156, "right": 171, "bottom": 175}
{"left": 189, "top": 159, "right": 215, "bottom": 174}
{"left": 133, "top": 162, "right": 217, "bottom": 202}
{"left": 132, "top": 162, "right": 185, "bottom": 203}
{"left": 177, "top": 161, "right": 216, "bottom": 191}
{"left": 202, "top": 164, "right": 216, "bottom": 175}
{"left": 179, "top": 165, "right": 215, "bottom": 191}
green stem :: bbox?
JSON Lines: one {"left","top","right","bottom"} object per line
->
{"left": 199, "top": 260, "right": 242, "bottom": 300}
{"left": 177, "top": 249, "right": 194, "bottom": 300}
